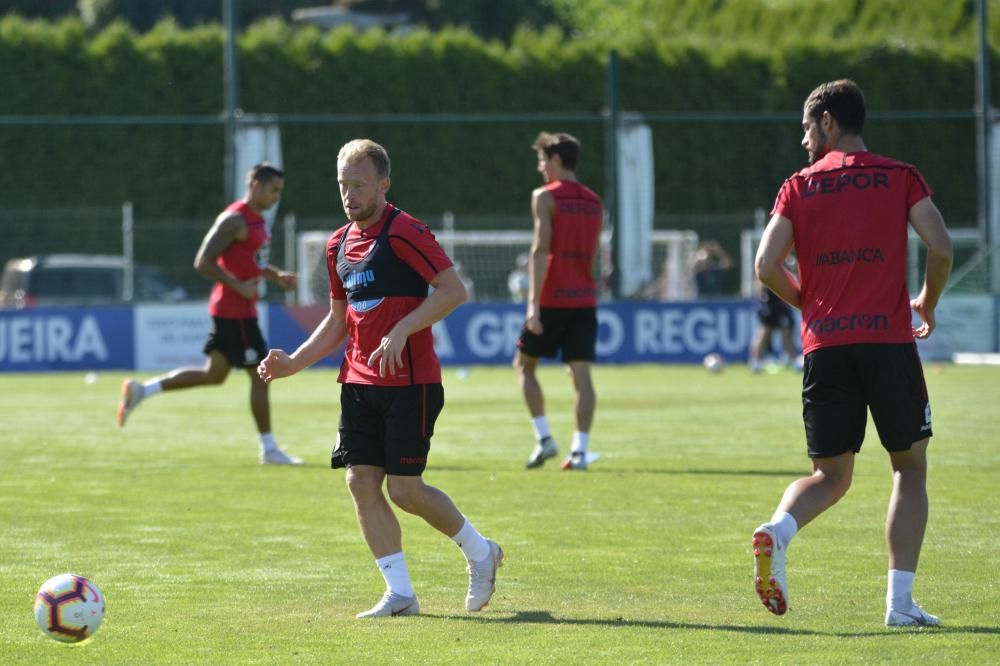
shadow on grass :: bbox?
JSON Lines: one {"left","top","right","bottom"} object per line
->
{"left": 632, "top": 468, "right": 805, "bottom": 477}
{"left": 428, "top": 610, "right": 1000, "bottom": 637}
{"left": 429, "top": 465, "right": 804, "bottom": 477}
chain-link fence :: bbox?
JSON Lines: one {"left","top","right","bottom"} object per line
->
{"left": 1, "top": 112, "right": 992, "bottom": 303}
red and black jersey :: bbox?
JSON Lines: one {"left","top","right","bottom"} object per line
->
{"left": 326, "top": 203, "right": 453, "bottom": 386}
{"left": 771, "top": 151, "right": 932, "bottom": 354}
{"left": 208, "top": 200, "right": 268, "bottom": 319}
{"left": 540, "top": 180, "right": 603, "bottom": 308}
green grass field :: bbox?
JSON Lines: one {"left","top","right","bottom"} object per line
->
{"left": 2, "top": 363, "right": 998, "bottom": 664}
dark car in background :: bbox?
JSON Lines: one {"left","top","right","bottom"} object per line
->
{"left": 0, "top": 254, "right": 189, "bottom": 308}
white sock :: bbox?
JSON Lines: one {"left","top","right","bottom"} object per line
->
{"left": 375, "top": 552, "right": 414, "bottom": 598}
{"left": 769, "top": 511, "right": 798, "bottom": 549}
{"left": 141, "top": 379, "right": 162, "bottom": 397}
{"left": 259, "top": 432, "right": 278, "bottom": 452}
{"left": 450, "top": 518, "right": 490, "bottom": 563}
{"left": 571, "top": 431, "right": 589, "bottom": 454}
{"left": 531, "top": 416, "right": 551, "bottom": 441}
{"left": 887, "top": 569, "right": 915, "bottom": 610}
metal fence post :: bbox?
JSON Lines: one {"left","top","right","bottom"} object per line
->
{"left": 284, "top": 212, "right": 296, "bottom": 304}
{"left": 223, "top": 0, "right": 240, "bottom": 202}
{"left": 976, "top": 0, "right": 998, "bottom": 293}
{"left": 122, "top": 201, "right": 134, "bottom": 302}
{"left": 605, "top": 49, "right": 621, "bottom": 298}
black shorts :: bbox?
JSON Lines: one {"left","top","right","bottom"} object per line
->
{"left": 203, "top": 317, "right": 267, "bottom": 368}
{"left": 802, "top": 343, "right": 932, "bottom": 458}
{"left": 758, "top": 293, "right": 793, "bottom": 329}
{"left": 517, "top": 307, "right": 597, "bottom": 362}
{"left": 332, "top": 383, "right": 444, "bottom": 476}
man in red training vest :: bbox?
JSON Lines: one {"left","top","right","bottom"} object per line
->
{"left": 257, "top": 139, "right": 503, "bottom": 618}
{"left": 117, "top": 163, "right": 302, "bottom": 465}
{"left": 751, "top": 80, "right": 953, "bottom": 626}
{"left": 515, "top": 132, "right": 604, "bottom": 472}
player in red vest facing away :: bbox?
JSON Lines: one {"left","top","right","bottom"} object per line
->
{"left": 257, "top": 139, "right": 503, "bottom": 618}
{"left": 516, "top": 132, "right": 604, "bottom": 471}
{"left": 751, "top": 80, "right": 953, "bottom": 626}
{"left": 116, "top": 163, "right": 303, "bottom": 465}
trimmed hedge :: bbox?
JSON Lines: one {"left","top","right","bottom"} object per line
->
{"left": 556, "top": 0, "right": 983, "bottom": 48}
{"left": 0, "top": 15, "right": 992, "bottom": 242}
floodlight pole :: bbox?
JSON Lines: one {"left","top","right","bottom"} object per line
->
{"left": 223, "top": 0, "right": 240, "bottom": 201}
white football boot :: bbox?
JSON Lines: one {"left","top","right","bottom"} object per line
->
{"left": 752, "top": 523, "right": 789, "bottom": 615}
{"left": 465, "top": 539, "right": 504, "bottom": 611}
{"left": 356, "top": 591, "right": 420, "bottom": 618}
{"left": 560, "top": 451, "right": 600, "bottom": 470}
{"left": 525, "top": 436, "right": 558, "bottom": 469}
{"left": 260, "top": 447, "right": 304, "bottom": 465}
{"left": 116, "top": 379, "right": 144, "bottom": 427}
{"left": 886, "top": 601, "right": 940, "bottom": 627}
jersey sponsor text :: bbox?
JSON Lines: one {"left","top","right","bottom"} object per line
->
{"left": 344, "top": 269, "right": 376, "bottom": 290}
{"left": 806, "top": 313, "right": 889, "bottom": 335}
{"left": 815, "top": 247, "right": 885, "bottom": 266}
{"left": 802, "top": 171, "right": 890, "bottom": 198}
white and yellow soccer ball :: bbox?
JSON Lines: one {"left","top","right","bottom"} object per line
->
{"left": 702, "top": 352, "right": 726, "bottom": 374}
{"left": 34, "top": 573, "right": 105, "bottom": 643}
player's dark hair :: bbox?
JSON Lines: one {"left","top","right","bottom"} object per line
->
{"left": 248, "top": 162, "right": 285, "bottom": 184}
{"left": 804, "top": 79, "right": 866, "bottom": 135}
{"left": 532, "top": 132, "right": 581, "bottom": 170}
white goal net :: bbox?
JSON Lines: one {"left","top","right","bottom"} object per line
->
{"left": 296, "top": 228, "right": 700, "bottom": 304}
{"left": 739, "top": 226, "right": 985, "bottom": 298}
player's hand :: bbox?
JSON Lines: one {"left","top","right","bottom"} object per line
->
{"left": 258, "top": 349, "right": 293, "bottom": 383}
{"left": 910, "top": 296, "right": 936, "bottom": 339}
{"left": 367, "top": 328, "right": 407, "bottom": 378}
{"left": 275, "top": 271, "right": 298, "bottom": 291}
{"left": 235, "top": 277, "right": 261, "bottom": 300}
{"left": 525, "top": 312, "right": 543, "bottom": 335}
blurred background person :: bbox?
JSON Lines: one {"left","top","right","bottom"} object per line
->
{"left": 117, "top": 163, "right": 302, "bottom": 466}
{"left": 749, "top": 282, "right": 797, "bottom": 373}
{"left": 453, "top": 260, "right": 476, "bottom": 302}
{"left": 507, "top": 252, "right": 530, "bottom": 302}
{"left": 689, "top": 240, "right": 734, "bottom": 297}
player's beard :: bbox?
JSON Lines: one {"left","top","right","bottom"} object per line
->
{"left": 345, "top": 200, "right": 377, "bottom": 223}
{"left": 807, "top": 129, "right": 830, "bottom": 165}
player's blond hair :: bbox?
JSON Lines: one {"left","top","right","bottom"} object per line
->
{"left": 337, "top": 139, "right": 391, "bottom": 178}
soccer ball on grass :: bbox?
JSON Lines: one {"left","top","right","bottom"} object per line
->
{"left": 702, "top": 353, "right": 726, "bottom": 373}
{"left": 34, "top": 573, "right": 105, "bottom": 643}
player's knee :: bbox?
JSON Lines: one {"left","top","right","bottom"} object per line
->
{"left": 205, "top": 371, "right": 227, "bottom": 385}
{"left": 345, "top": 468, "right": 381, "bottom": 501}
{"left": 514, "top": 352, "right": 536, "bottom": 372}
{"left": 386, "top": 479, "right": 421, "bottom": 512}
{"left": 827, "top": 471, "right": 852, "bottom": 500}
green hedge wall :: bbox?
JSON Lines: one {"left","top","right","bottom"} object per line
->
{"left": 0, "top": 16, "right": 992, "bottom": 243}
